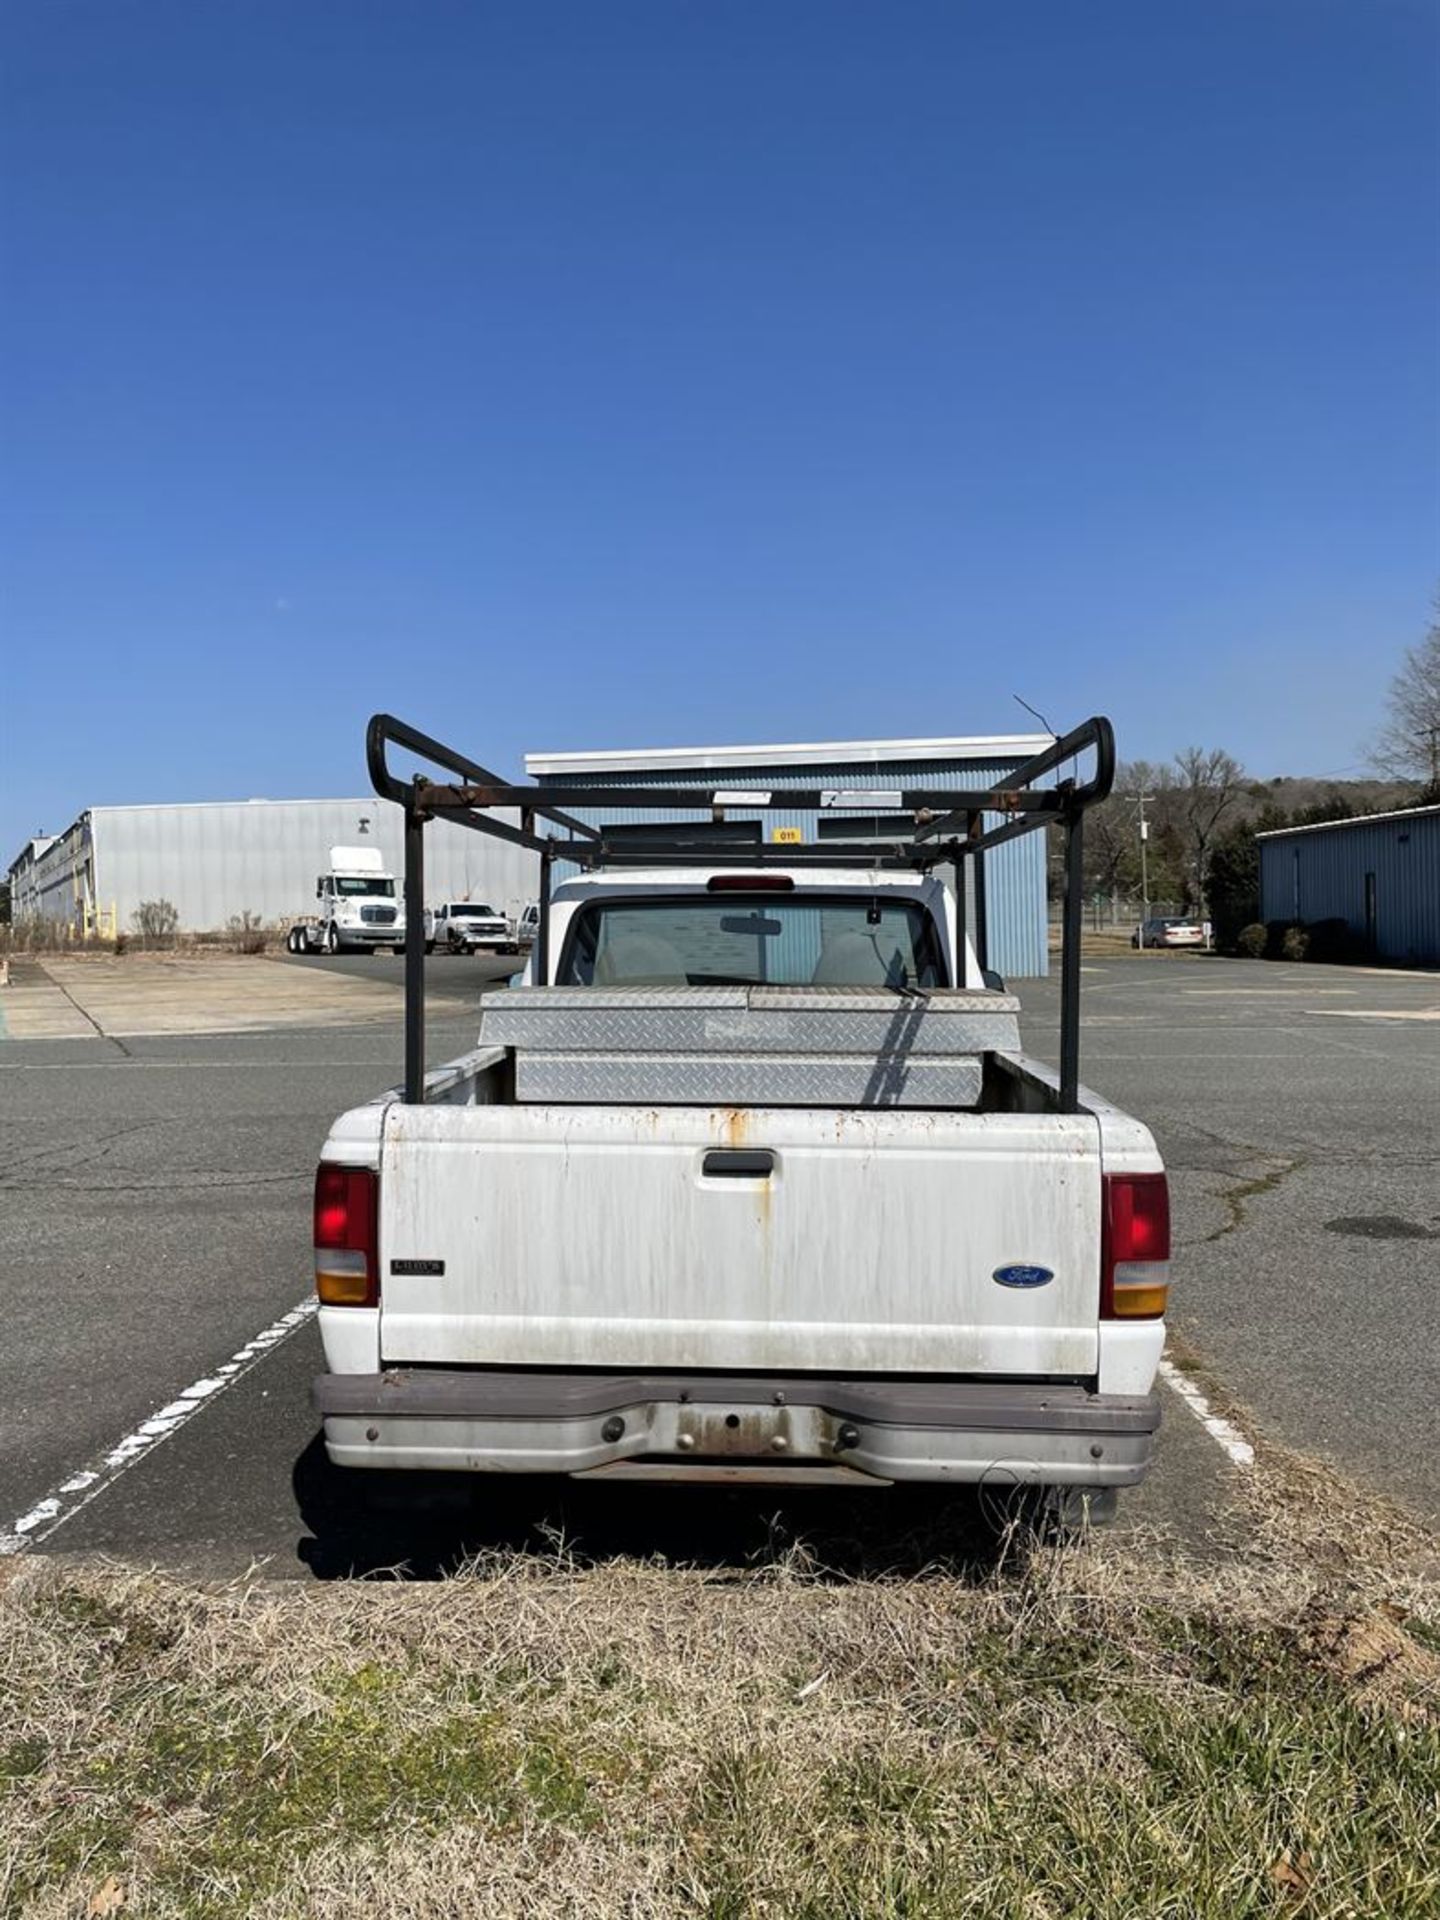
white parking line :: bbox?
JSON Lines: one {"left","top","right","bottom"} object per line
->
{"left": 1308, "top": 1008, "right": 1440, "bottom": 1021}
{"left": 0, "top": 1298, "right": 318, "bottom": 1556}
{"left": 1158, "top": 1358, "right": 1255, "bottom": 1468}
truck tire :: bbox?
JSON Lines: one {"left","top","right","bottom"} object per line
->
{"left": 286, "top": 928, "right": 299, "bottom": 954}
{"left": 326, "top": 923, "right": 341, "bottom": 955}
{"left": 425, "top": 941, "right": 436, "bottom": 955}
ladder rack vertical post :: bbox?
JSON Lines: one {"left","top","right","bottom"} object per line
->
{"left": 952, "top": 848, "right": 966, "bottom": 986}
{"left": 535, "top": 844, "right": 554, "bottom": 985}
{"left": 1060, "top": 806, "right": 1084, "bottom": 1113}
{"left": 404, "top": 797, "right": 426, "bottom": 1104}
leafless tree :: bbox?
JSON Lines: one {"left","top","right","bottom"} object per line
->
{"left": 1372, "top": 613, "right": 1440, "bottom": 787}
{"left": 1173, "top": 747, "right": 1244, "bottom": 905}
{"left": 1122, "top": 758, "right": 1175, "bottom": 802}
{"left": 1079, "top": 761, "right": 1187, "bottom": 907}
{"left": 1082, "top": 790, "right": 1136, "bottom": 898}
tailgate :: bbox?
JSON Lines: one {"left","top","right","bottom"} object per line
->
{"left": 378, "top": 1103, "right": 1102, "bottom": 1376}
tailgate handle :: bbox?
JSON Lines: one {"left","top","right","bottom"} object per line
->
{"left": 702, "top": 1149, "right": 775, "bottom": 1179}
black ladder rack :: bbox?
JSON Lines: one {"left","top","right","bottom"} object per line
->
{"left": 366, "top": 712, "right": 1116, "bottom": 1113}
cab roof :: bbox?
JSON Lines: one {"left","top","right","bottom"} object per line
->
{"left": 551, "top": 867, "right": 944, "bottom": 894}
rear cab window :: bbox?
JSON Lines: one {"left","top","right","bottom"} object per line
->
{"left": 557, "top": 894, "right": 948, "bottom": 989}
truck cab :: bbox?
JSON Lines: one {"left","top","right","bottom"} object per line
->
{"left": 287, "top": 845, "right": 405, "bottom": 955}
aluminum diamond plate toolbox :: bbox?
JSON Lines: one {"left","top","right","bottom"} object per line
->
{"left": 477, "top": 985, "right": 1020, "bottom": 1058}
{"left": 512, "top": 1050, "right": 985, "bottom": 1108}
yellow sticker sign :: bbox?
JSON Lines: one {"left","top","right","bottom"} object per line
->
{"left": 771, "top": 826, "right": 803, "bottom": 845}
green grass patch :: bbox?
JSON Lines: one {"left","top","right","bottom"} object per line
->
{"left": 4, "top": 1644, "right": 603, "bottom": 1915}
{"left": 677, "top": 1650, "right": 1440, "bottom": 1918}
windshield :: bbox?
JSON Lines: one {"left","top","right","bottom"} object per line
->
{"left": 558, "top": 894, "right": 946, "bottom": 989}
{"left": 450, "top": 903, "right": 498, "bottom": 917}
{"left": 334, "top": 876, "right": 394, "bottom": 897}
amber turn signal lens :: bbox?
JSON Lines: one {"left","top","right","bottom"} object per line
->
{"left": 316, "top": 1252, "right": 374, "bottom": 1307}
{"left": 1107, "top": 1279, "right": 1169, "bottom": 1318}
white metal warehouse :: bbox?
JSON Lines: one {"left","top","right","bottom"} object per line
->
{"left": 7, "top": 797, "right": 539, "bottom": 935}
{"left": 11, "top": 731, "right": 1055, "bottom": 972}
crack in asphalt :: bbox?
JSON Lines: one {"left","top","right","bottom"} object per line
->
{"left": 31, "top": 961, "right": 133, "bottom": 1056}
{"left": 1156, "top": 1122, "right": 1309, "bottom": 1247}
{"left": 1198, "top": 1154, "right": 1306, "bottom": 1245}
{"left": 0, "top": 1119, "right": 173, "bottom": 1181}
{"left": 0, "top": 1170, "right": 308, "bottom": 1193}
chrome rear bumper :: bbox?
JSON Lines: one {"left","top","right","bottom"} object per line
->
{"left": 315, "top": 1370, "right": 1160, "bottom": 1487}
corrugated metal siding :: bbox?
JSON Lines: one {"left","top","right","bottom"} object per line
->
{"left": 20, "top": 799, "right": 541, "bottom": 931}
{"left": 26, "top": 816, "right": 95, "bottom": 923}
{"left": 5, "top": 838, "right": 57, "bottom": 917}
{"left": 538, "top": 756, "right": 1049, "bottom": 979}
{"left": 1259, "top": 812, "right": 1440, "bottom": 964}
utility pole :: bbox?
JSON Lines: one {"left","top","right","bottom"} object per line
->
{"left": 1137, "top": 791, "right": 1151, "bottom": 927}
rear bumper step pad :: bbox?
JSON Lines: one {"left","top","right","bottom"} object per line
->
{"left": 315, "top": 1372, "right": 1158, "bottom": 1484}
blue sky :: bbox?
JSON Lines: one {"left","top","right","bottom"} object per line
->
{"left": 2, "top": 1, "right": 1436, "bottom": 856}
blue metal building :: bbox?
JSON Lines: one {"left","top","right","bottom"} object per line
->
{"left": 1257, "top": 804, "right": 1440, "bottom": 966}
{"left": 526, "top": 731, "right": 1054, "bottom": 978}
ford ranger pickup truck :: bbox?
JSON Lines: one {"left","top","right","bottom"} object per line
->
{"left": 310, "top": 715, "right": 1168, "bottom": 1510}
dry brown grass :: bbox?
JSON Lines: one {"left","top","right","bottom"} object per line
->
{"left": 0, "top": 924, "right": 285, "bottom": 959}
{"left": 3, "top": 1471, "right": 1439, "bottom": 1919}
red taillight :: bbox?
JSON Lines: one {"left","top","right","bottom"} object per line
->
{"left": 1101, "top": 1172, "right": 1170, "bottom": 1319}
{"left": 313, "top": 1164, "right": 378, "bottom": 1307}
{"left": 706, "top": 874, "right": 795, "bottom": 891}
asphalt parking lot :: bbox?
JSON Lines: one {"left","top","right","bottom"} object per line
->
{"left": 1, "top": 949, "right": 1435, "bottom": 1576}
{"left": 1023, "top": 955, "right": 1440, "bottom": 1521}
{"left": 276, "top": 947, "right": 525, "bottom": 992}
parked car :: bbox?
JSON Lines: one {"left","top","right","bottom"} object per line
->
{"left": 424, "top": 902, "right": 513, "bottom": 954}
{"left": 1133, "top": 917, "right": 1205, "bottom": 950}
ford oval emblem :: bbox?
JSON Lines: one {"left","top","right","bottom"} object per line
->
{"left": 993, "top": 1263, "right": 1054, "bottom": 1289}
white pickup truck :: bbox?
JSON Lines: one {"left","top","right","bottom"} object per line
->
{"left": 423, "top": 900, "right": 514, "bottom": 955}
{"left": 311, "top": 715, "right": 1168, "bottom": 1513}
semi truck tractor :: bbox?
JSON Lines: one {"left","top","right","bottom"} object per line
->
{"left": 285, "top": 845, "right": 405, "bottom": 955}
